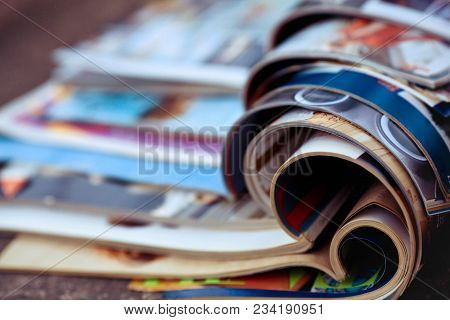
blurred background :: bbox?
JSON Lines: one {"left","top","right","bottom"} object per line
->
{"left": 0, "top": 0, "right": 147, "bottom": 105}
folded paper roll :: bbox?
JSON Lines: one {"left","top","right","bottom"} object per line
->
{"left": 221, "top": 6, "right": 449, "bottom": 299}
{"left": 224, "top": 104, "right": 425, "bottom": 298}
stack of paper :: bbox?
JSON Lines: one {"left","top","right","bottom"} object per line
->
{"left": 0, "top": 0, "right": 448, "bottom": 299}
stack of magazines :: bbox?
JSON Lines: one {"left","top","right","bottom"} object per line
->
{"left": 0, "top": 0, "right": 448, "bottom": 299}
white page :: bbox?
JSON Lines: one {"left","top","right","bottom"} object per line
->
{"left": 0, "top": 205, "right": 295, "bottom": 255}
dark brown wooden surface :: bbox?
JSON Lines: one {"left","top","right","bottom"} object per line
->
{"left": 0, "top": 0, "right": 448, "bottom": 300}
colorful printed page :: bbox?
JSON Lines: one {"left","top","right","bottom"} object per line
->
{"left": 45, "top": 87, "right": 159, "bottom": 126}
{"left": 0, "top": 138, "right": 228, "bottom": 195}
{"left": 54, "top": 0, "right": 299, "bottom": 89}
{"left": 0, "top": 82, "right": 243, "bottom": 167}
{"left": 311, "top": 266, "right": 383, "bottom": 294}
{"left": 0, "top": 162, "right": 273, "bottom": 229}
{"left": 42, "top": 85, "right": 244, "bottom": 131}
{"left": 129, "top": 269, "right": 311, "bottom": 292}
{"left": 277, "top": 17, "right": 449, "bottom": 83}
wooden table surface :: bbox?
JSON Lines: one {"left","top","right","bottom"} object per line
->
{"left": 0, "top": 0, "right": 448, "bottom": 300}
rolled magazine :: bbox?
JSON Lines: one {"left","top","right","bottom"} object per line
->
{"left": 221, "top": 0, "right": 449, "bottom": 299}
